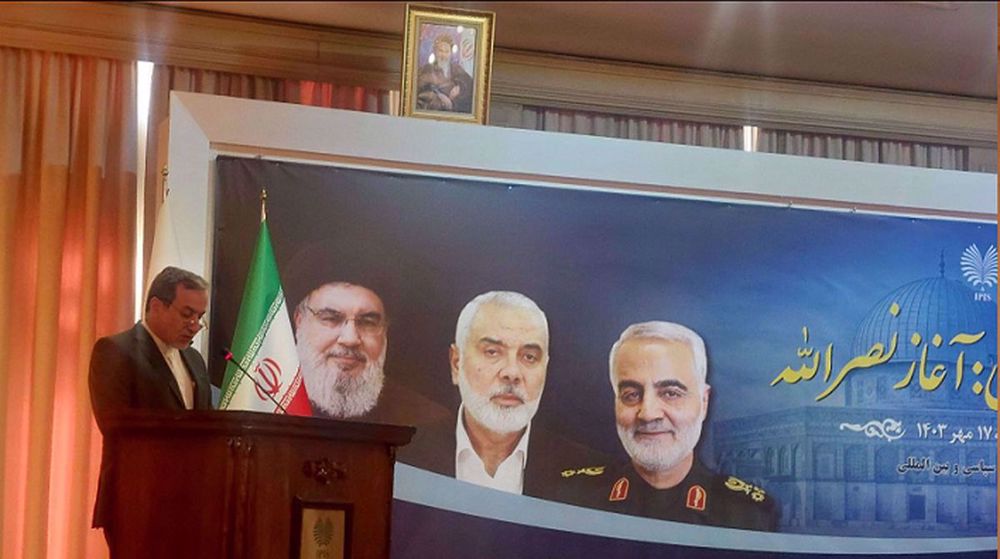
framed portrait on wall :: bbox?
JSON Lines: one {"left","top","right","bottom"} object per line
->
{"left": 400, "top": 4, "right": 495, "bottom": 124}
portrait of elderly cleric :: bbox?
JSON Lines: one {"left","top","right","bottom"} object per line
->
{"left": 88, "top": 266, "right": 213, "bottom": 542}
{"left": 283, "top": 238, "right": 449, "bottom": 426}
{"left": 416, "top": 31, "right": 474, "bottom": 113}
{"left": 398, "top": 291, "right": 605, "bottom": 498}
{"left": 559, "top": 321, "right": 778, "bottom": 531}
{"left": 293, "top": 280, "right": 388, "bottom": 419}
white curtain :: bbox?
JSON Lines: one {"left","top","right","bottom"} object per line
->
{"left": 756, "top": 129, "right": 969, "bottom": 171}
{"left": 510, "top": 105, "right": 743, "bottom": 149}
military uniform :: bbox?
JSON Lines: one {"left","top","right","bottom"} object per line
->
{"left": 556, "top": 459, "right": 779, "bottom": 531}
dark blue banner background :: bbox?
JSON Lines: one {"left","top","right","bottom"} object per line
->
{"left": 212, "top": 157, "right": 996, "bottom": 555}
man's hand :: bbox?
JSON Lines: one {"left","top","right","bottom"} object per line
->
{"left": 437, "top": 91, "right": 454, "bottom": 110}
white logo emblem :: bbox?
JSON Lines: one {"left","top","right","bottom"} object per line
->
{"left": 961, "top": 244, "right": 996, "bottom": 301}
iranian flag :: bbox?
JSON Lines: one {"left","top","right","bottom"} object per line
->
{"left": 219, "top": 219, "right": 311, "bottom": 415}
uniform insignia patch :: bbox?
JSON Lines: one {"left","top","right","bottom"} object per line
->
{"left": 686, "top": 484, "right": 707, "bottom": 511}
{"left": 609, "top": 477, "right": 629, "bottom": 501}
{"left": 560, "top": 466, "right": 606, "bottom": 478}
{"left": 724, "top": 476, "right": 767, "bottom": 502}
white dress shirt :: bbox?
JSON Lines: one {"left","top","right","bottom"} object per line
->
{"left": 142, "top": 321, "right": 194, "bottom": 410}
{"left": 454, "top": 405, "right": 531, "bottom": 494}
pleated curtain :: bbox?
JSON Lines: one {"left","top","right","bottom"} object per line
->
{"left": 514, "top": 105, "right": 744, "bottom": 149}
{"left": 0, "top": 46, "right": 136, "bottom": 559}
{"left": 756, "top": 128, "right": 969, "bottom": 170}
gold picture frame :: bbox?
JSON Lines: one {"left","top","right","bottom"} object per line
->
{"left": 400, "top": 4, "right": 495, "bottom": 124}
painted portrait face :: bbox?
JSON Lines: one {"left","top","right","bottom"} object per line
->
{"left": 147, "top": 285, "right": 208, "bottom": 349}
{"left": 612, "top": 337, "right": 710, "bottom": 475}
{"left": 452, "top": 302, "right": 549, "bottom": 434}
{"left": 433, "top": 37, "right": 454, "bottom": 65}
{"left": 294, "top": 283, "right": 387, "bottom": 418}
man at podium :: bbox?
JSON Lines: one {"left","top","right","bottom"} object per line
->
{"left": 88, "top": 266, "right": 213, "bottom": 544}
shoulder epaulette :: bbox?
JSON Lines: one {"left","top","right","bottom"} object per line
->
{"left": 560, "top": 465, "right": 606, "bottom": 478}
{"left": 723, "top": 476, "right": 767, "bottom": 503}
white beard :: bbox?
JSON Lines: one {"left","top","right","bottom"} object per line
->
{"left": 298, "top": 338, "right": 385, "bottom": 419}
{"left": 436, "top": 59, "right": 451, "bottom": 77}
{"left": 617, "top": 416, "right": 703, "bottom": 473}
{"left": 457, "top": 369, "right": 540, "bottom": 435}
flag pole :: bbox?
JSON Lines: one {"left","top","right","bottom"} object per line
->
{"left": 260, "top": 188, "right": 267, "bottom": 222}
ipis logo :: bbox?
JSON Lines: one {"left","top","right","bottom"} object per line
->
{"left": 960, "top": 244, "right": 997, "bottom": 302}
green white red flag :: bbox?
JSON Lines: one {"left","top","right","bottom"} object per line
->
{"left": 219, "top": 219, "right": 311, "bottom": 415}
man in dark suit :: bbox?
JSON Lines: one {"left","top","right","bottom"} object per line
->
{"left": 88, "top": 266, "right": 213, "bottom": 545}
{"left": 398, "top": 291, "right": 605, "bottom": 499}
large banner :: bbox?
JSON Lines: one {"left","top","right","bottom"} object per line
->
{"left": 211, "top": 157, "right": 996, "bottom": 557}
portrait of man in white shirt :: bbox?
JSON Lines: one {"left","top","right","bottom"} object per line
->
{"left": 449, "top": 291, "right": 549, "bottom": 493}
{"left": 398, "top": 290, "right": 609, "bottom": 499}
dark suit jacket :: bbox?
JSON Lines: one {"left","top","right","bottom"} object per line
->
{"left": 88, "top": 322, "right": 212, "bottom": 528}
{"left": 397, "top": 411, "right": 609, "bottom": 502}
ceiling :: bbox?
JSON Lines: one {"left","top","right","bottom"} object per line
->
{"left": 154, "top": 2, "right": 998, "bottom": 99}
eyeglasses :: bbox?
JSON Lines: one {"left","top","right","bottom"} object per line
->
{"left": 170, "top": 302, "right": 208, "bottom": 329}
{"left": 304, "top": 305, "right": 386, "bottom": 336}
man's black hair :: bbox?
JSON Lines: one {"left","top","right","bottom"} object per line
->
{"left": 145, "top": 266, "right": 209, "bottom": 312}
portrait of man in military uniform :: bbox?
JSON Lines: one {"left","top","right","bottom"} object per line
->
{"left": 559, "top": 321, "right": 779, "bottom": 531}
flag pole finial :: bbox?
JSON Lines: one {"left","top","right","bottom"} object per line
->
{"left": 260, "top": 188, "right": 268, "bottom": 221}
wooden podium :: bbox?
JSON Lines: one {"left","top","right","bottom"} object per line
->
{"left": 101, "top": 410, "right": 414, "bottom": 559}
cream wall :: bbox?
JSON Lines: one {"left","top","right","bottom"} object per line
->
{"left": 0, "top": 2, "right": 995, "bottom": 169}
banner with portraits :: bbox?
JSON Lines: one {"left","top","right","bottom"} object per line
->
{"left": 211, "top": 156, "right": 997, "bottom": 558}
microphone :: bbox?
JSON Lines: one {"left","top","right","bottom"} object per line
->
{"left": 221, "top": 347, "right": 289, "bottom": 414}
